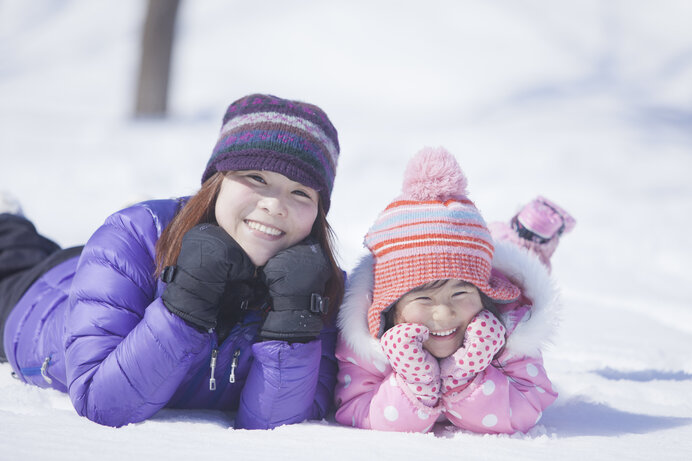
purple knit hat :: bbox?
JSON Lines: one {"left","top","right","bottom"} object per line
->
{"left": 203, "top": 94, "right": 340, "bottom": 212}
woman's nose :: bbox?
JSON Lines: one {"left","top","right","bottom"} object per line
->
{"left": 258, "top": 194, "right": 287, "bottom": 216}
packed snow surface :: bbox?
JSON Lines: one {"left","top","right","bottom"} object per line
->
{"left": 1, "top": 1, "right": 691, "bottom": 460}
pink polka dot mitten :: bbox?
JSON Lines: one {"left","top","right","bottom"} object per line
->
{"left": 381, "top": 323, "right": 441, "bottom": 406}
{"left": 440, "top": 310, "right": 506, "bottom": 393}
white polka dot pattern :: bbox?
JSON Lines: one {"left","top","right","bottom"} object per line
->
{"left": 526, "top": 363, "right": 539, "bottom": 377}
{"left": 384, "top": 406, "right": 399, "bottom": 421}
{"left": 373, "top": 360, "right": 387, "bottom": 373}
{"left": 482, "top": 413, "right": 498, "bottom": 427}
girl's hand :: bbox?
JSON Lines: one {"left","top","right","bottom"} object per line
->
{"left": 161, "top": 223, "right": 255, "bottom": 330}
{"left": 381, "top": 323, "right": 441, "bottom": 406}
{"left": 259, "top": 238, "right": 330, "bottom": 342}
{"left": 439, "top": 310, "right": 506, "bottom": 392}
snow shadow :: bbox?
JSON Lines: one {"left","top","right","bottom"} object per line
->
{"left": 540, "top": 398, "right": 692, "bottom": 437}
{"left": 593, "top": 368, "right": 692, "bottom": 382}
{"left": 149, "top": 408, "right": 234, "bottom": 428}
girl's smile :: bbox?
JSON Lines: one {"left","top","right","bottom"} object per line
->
{"left": 215, "top": 170, "right": 319, "bottom": 266}
{"left": 429, "top": 327, "right": 458, "bottom": 337}
{"left": 393, "top": 280, "right": 485, "bottom": 358}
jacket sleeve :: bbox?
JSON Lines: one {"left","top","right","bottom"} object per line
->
{"left": 334, "top": 338, "right": 442, "bottom": 433}
{"left": 441, "top": 349, "right": 557, "bottom": 433}
{"left": 235, "top": 325, "right": 337, "bottom": 429}
{"left": 64, "top": 205, "right": 211, "bottom": 427}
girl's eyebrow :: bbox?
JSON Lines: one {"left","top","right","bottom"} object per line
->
{"left": 450, "top": 281, "right": 474, "bottom": 288}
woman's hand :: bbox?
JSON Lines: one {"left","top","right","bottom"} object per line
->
{"left": 259, "top": 238, "right": 330, "bottom": 342}
{"left": 439, "top": 310, "right": 506, "bottom": 392}
{"left": 381, "top": 323, "right": 441, "bottom": 406}
{"left": 161, "top": 223, "right": 255, "bottom": 330}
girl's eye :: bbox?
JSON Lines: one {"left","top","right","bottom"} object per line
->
{"left": 413, "top": 296, "right": 431, "bottom": 302}
{"left": 452, "top": 291, "right": 468, "bottom": 297}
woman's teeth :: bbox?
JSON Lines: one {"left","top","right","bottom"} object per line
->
{"left": 430, "top": 328, "right": 458, "bottom": 337}
{"left": 246, "top": 220, "right": 282, "bottom": 236}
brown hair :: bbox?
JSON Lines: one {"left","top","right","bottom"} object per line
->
{"left": 155, "top": 172, "right": 224, "bottom": 277}
{"left": 154, "top": 171, "right": 344, "bottom": 317}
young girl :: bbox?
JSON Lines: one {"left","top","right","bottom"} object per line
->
{"left": 334, "top": 147, "right": 574, "bottom": 433}
{"left": 0, "top": 93, "right": 344, "bottom": 429}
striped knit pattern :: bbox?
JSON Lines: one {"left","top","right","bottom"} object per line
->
{"left": 365, "top": 198, "right": 521, "bottom": 337}
{"left": 202, "top": 94, "right": 340, "bottom": 211}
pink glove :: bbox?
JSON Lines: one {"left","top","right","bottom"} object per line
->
{"left": 381, "top": 323, "right": 441, "bottom": 406}
{"left": 440, "top": 310, "right": 506, "bottom": 392}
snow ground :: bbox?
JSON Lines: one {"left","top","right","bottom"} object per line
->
{"left": 1, "top": 1, "right": 691, "bottom": 460}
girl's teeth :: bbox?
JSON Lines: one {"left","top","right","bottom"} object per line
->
{"left": 430, "top": 328, "right": 458, "bottom": 337}
{"left": 246, "top": 220, "right": 282, "bottom": 236}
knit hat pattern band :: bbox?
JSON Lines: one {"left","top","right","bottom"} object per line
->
{"left": 203, "top": 94, "right": 340, "bottom": 212}
{"left": 365, "top": 147, "right": 521, "bottom": 337}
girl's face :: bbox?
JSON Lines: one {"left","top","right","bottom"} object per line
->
{"left": 215, "top": 170, "right": 319, "bottom": 266}
{"left": 393, "top": 280, "right": 484, "bottom": 359}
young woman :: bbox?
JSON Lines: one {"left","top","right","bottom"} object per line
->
{"left": 0, "top": 93, "right": 344, "bottom": 429}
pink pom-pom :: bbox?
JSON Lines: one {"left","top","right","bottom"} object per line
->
{"left": 402, "top": 147, "right": 468, "bottom": 200}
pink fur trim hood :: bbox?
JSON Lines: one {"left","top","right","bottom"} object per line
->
{"left": 337, "top": 240, "right": 562, "bottom": 363}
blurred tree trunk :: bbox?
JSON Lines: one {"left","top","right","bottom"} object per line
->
{"left": 134, "top": 0, "right": 180, "bottom": 117}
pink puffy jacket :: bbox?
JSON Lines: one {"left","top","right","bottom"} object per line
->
{"left": 334, "top": 241, "right": 559, "bottom": 433}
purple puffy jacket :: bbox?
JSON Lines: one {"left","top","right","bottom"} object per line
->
{"left": 3, "top": 199, "right": 337, "bottom": 428}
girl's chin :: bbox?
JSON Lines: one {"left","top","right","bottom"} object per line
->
{"left": 424, "top": 332, "right": 464, "bottom": 358}
{"left": 425, "top": 343, "right": 462, "bottom": 359}
{"left": 429, "top": 350, "right": 456, "bottom": 359}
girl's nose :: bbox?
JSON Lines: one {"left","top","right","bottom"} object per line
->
{"left": 431, "top": 303, "right": 454, "bottom": 322}
{"left": 258, "top": 195, "right": 287, "bottom": 216}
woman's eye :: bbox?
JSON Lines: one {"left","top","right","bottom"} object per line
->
{"left": 452, "top": 291, "right": 468, "bottom": 297}
{"left": 247, "top": 174, "right": 266, "bottom": 184}
{"left": 292, "top": 190, "right": 310, "bottom": 198}
{"left": 414, "top": 296, "right": 431, "bottom": 302}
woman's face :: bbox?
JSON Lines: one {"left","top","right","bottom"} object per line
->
{"left": 215, "top": 170, "right": 319, "bottom": 266}
{"left": 393, "top": 280, "right": 485, "bottom": 359}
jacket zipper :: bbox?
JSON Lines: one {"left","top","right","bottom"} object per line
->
{"left": 209, "top": 348, "right": 219, "bottom": 391}
{"left": 229, "top": 349, "right": 241, "bottom": 383}
{"left": 19, "top": 356, "right": 53, "bottom": 384}
{"left": 40, "top": 356, "right": 53, "bottom": 384}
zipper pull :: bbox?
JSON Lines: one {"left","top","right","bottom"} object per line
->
{"left": 40, "top": 357, "right": 53, "bottom": 384}
{"left": 209, "top": 348, "right": 218, "bottom": 391}
{"left": 229, "top": 350, "right": 241, "bottom": 384}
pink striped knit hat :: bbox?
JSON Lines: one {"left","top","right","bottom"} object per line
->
{"left": 365, "top": 147, "right": 521, "bottom": 337}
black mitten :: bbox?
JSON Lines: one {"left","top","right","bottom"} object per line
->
{"left": 162, "top": 223, "right": 255, "bottom": 330}
{"left": 260, "top": 239, "right": 330, "bottom": 342}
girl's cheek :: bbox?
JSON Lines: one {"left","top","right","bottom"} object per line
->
{"left": 395, "top": 304, "right": 427, "bottom": 325}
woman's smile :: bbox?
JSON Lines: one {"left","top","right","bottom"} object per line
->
{"left": 215, "top": 170, "right": 318, "bottom": 266}
{"left": 244, "top": 219, "right": 284, "bottom": 238}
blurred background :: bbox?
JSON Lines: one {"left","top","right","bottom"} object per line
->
{"left": 1, "top": 0, "right": 691, "bottom": 317}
